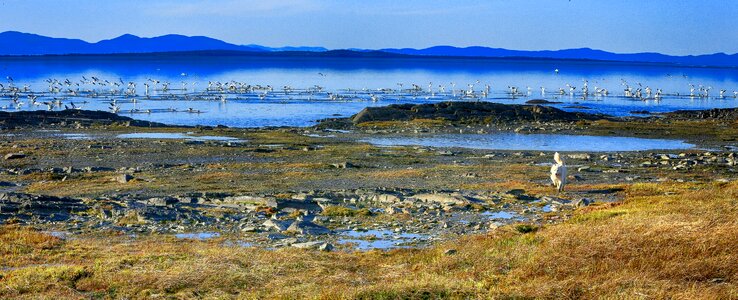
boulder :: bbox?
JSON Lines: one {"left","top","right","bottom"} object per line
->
{"left": 262, "top": 219, "right": 294, "bottom": 232}
{"left": 286, "top": 220, "right": 331, "bottom": 235}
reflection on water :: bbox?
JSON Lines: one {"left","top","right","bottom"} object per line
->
{"left": 338, "top": 229, "right": 427, "bottom": 250}
{"left": 2, "top": 55, "right": 737, "bottom": 127}
{"left": 482, "top": 211, "right": 517, "bottom": 219}
{"left": 362, "top": 133, "right": 695, "bottom": 152}
{"left": 117, "top": 132, "right": 244, "bottom": 142}
{"left": 175, "top": 232, "right": 220, "bottom": 239}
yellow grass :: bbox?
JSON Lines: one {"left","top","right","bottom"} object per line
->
{"left": 1, "top": 181, "right": 736, "bottom": 298}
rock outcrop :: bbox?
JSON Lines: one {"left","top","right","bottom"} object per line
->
{"left": 0, "top": 109, "right": 168, "bottom": 129}
{"left": 351, "top": 102, "right": 606, "bottom": 124}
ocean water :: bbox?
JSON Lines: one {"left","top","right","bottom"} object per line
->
{"left": 1, "top": 54, "right": 737, "bottom": 128}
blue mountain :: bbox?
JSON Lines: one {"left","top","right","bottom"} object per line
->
{"left": 1, "top": 31, "right": 737, "bottom": 68}
{"left": 380, "top": 46, "right": 738, "bottom": 68}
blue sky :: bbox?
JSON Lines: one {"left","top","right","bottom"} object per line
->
{"left": 1, "top": 0, "right": 736, "bottom": 55}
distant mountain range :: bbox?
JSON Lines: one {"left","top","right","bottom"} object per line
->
{"left": 1, "top": 31, "right": 737, "bottom": 68}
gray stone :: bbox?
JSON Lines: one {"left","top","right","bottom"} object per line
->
{"left": 412, "top": 193, "right": 469, "bottom": 206}
{"left": 318, "top": 243, "right": 334, "bottom": 252}
{"left": 331, "top": 162, "right": 356, "bottom": 169}
{"left": 291, "top": 241, "right": 333, "bottom": 251}
{"left": 574, "top": 198, "right": 593, "bottom": 208}
{"left": 567, "top": 153, "right": 591, "bottom": 160}
{"left": 286, "top": 220, "right": 331, "bottom": 235}
{"left": 4, "top": 153, "right": 25, "bottom": 160}
{"left": 116, "top": 174, "right": 133, "bottom": 183}
{"left": 375, "top": 194, "right": 402, "bottom": 203}
{"left": 262, "top": 219, "right": 294, "bottom": 232}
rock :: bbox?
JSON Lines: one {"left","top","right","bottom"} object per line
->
{"left": 567, "top": 153, "right": 591, "bottom": 160}
{"left": 385, "top": 206, "right": 404, "bottom": 214}
{"left": 574, "top": 198, "right": 593, "bottom": 207}
{"left": 443, "top": 249, "right": 457, "bottom": 255}
{"left": 291, "top": 241, "right": 323, "bottom": 249}
{"left": 285, "top": 220, "right": 331, "bottom": 235}
{"left": 262, "top": 219, "right": 294, "bottom": 232}
{"left": 412, "top": 193, "right": 469, "bottom": 206}
{"left": 116, "top": 174, "right": 133, "bottom": 183}
{"left": 267, "top": 233, "right": 289, "bottom": 240}
{"left": 375, "top": 194, "right": 402, "bottom": 203}
{"left": 331, "top": 162, "right": 356, "bottom": 169}
{"left": 4, "top": 153, "right": 25, "bottom": 160}
{"left": 525, "top": 99, "right": 561, "bottom": 104}
{"left": 291, "top": 241, "right": 334, "bottom": 251}
{"left": 223, "top": 195, "right": 278, "bottom": 208}
{"left": 350, "top": 102, "right": 605, "bottom": 124}
{"left": 241, "top": 226, "right": 259, "bottom": 232}
{"left": 437, "top": 150, "right": 454, "bottom": 156}
{"left": 145, "top": 197, "right": 177, "bottom": 207}
{"left": 318, "top": 243, "right": 334, "bottom": 252}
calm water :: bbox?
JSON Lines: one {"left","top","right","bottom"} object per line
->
{"left": 117, "top": 132, "right": 244, "bottom": 142}
{"left": 362, "top": 133, "right": 695, "bottom": 152}
{"left": 1, "top": 55, "right": 738, "bottom": 127}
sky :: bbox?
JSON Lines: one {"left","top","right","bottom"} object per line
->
{"left": 1, "top": 0, "right": 737, "bottom": 55}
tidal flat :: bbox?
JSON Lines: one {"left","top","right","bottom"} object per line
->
{"left": 1, "top": 103, "right": 737, "bottom": 298}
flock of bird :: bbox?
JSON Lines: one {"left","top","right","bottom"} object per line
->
{"left": 1, "top": 73, "right": 737, "bottom": 114}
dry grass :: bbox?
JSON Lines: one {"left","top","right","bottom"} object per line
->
{"left": 1, "top": 181, "right": 737, "bottom": 298}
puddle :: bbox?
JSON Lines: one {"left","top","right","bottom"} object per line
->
{"left": 325, "top": 129, "right": 351, "bottom": 133}
{"left": 223, "top": 240, "right": 254, "bottom": 247}
{"left": 338, "top": 229, "right": 427, "bottom": 250}
{"left": 304, "top": 134, "right": 336, "bottom": 138}
{"left": 46, "top": 231, "right": 70, "bottom": 239}
{"left": 175, "top": 232, "right": 220, "bottom": 239}
{"left": 482, "top": 211, "right": 517, "bottom": 219}
{"left": 117, "top": 132, "right": 244, "bottom": 142}
{"left": 361, "top": 133, "right": 695, "bottom": 152}
{"left": 57, "top": 133, "right": 93, "bottom": 140}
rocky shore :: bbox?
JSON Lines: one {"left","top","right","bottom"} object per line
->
{"left": 1, "top": 103, "right": 737, "bottom": 250}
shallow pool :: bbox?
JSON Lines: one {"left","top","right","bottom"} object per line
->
{"left": 117, "top": 132, "right": 244, "bottom": 142}
{"left": 361, "top": 133, "right": 695, "bottom": 152}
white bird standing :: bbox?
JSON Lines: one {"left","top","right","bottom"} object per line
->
{"left": 550, "top": 152, "right": 567, "bottom": 192}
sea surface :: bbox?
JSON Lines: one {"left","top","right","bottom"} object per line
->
{"left": 1, "top": 54, "right": 737, "bottom": 128}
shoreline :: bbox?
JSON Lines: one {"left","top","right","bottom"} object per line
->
{"left": 1, "top": 102, "right": 737, "bottom": 297}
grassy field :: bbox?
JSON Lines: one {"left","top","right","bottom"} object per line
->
{"left": 2, "top": 180, "right": 736, "bottom": 299}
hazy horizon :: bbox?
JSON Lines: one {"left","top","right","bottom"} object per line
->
{"left": 1, "top": 0, "right": 737, "bottom": 56}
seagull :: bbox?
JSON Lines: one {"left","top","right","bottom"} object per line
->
{"left": 550, "top": 152, "right": 567, "bottom": 193}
